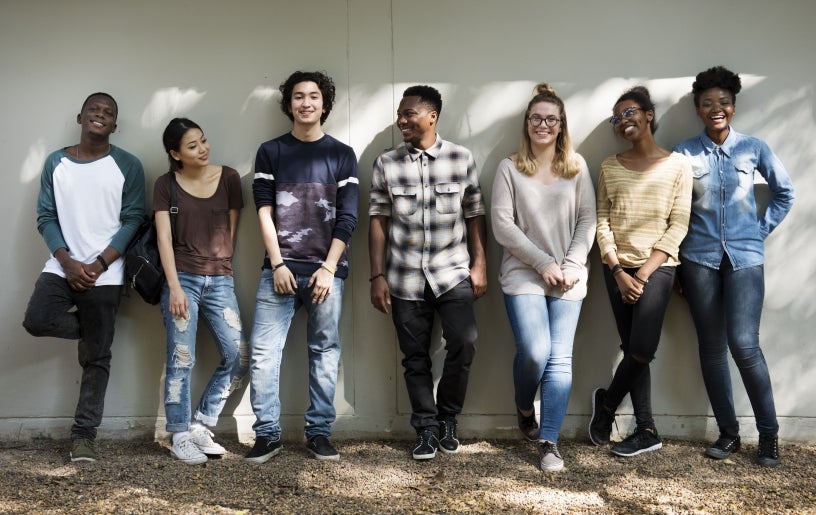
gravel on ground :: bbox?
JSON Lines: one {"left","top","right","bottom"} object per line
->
{"left": 1, "top": 437, "right": 814, "bottom": 514}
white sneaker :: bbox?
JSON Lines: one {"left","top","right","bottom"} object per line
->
{"left": 190, "top": 426, "right": 226, "bottom": 455}
{"left": 171, "top": 433, "right": 208, "bottom": 465}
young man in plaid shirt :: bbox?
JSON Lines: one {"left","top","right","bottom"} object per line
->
{"left": 369, "top": 85, "right": 487, "bottom": 460}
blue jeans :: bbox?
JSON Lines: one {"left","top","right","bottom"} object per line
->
{"left": 249, "top": 269, "right": 344, "bottom": 440}
{"left": 23, "top": 273, "right": 122, "bottom": 441}
{"left": 678, "top": 256, "right": 778, "bottom": 435}
{"left": 504, "top": 294, "right": 582, "bottom": 443}
{"left": 161, "top": 273, "right": 247, "bottom": 433}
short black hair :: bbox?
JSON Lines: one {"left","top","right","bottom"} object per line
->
{"left": 81, "top": 92, "right": 118, "bottom": 119}
{"left": 615, "top": 85, "right": 658, "bottom": 134}
{"left": 279, "top": 71, "right": 335, "bottom": 124}
{"left": 402, "top": 85, "right": 442, "bottom": 116}
{"left": 692, "top": 66, "right": 742, "bottom": 107}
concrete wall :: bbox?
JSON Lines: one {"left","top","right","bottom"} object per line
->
{"left": 2, "top": 0, "right": 813, "bottom": 443}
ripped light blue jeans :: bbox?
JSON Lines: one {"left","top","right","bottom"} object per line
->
{"left": 161, "top": 273, "right": 248, "bottom": 433}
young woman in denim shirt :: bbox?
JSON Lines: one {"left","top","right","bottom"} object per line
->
{"left": 155, "top": 118, "right": 248, "bottom": 465}
{"left": 674, "top": 66, "right": 794, "bottom": 467}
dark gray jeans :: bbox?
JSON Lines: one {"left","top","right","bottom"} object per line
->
{"left": 23, "top": 272, "right": 122, "bottom": 440}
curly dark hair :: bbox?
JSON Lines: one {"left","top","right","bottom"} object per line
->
{"left": 692, "top": 66, "right": 742, "bottom": 107}
{"left": 402, "top": 85, "right": 443, "bottom": 116}
{"left": 615, "top": 85, "right": 658, "bottom": 134}
{"left": 81, "top": 92, "right": 118, "bottom": 119}
{"left": 279, "top": 71, "right": 335, "bottom": 124}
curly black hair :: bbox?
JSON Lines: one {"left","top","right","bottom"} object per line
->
{"left": 614, "top": 85, "right": 658, "bottom": 134}
{"left": 692, "top": 66, "right": 742, "bottom": 107}
{"left": 279, "top": 71, "right": 335, "bottom": 124}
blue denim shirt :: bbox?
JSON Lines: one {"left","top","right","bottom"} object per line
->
{"left": 673, "top": 128, "right": 794, "bottom": 270}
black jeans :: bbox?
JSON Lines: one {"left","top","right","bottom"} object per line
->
{"left": 390, "top": 279, "right": 477, "bottom": 432}
{"left": 602, "top": 266, "right": 675, "bottom": 430}
{"left": 23, "top": 273, "right": 122, "bottom": 440}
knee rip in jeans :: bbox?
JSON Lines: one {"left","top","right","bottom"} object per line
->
{"left": 226, "top": 375, "right": 244, "bottom": 397}
{"left": 631, "top": 354, "right": 651, "bottom": 365}
{"left": 223, "top": 307, "right": 242, "bottom": 330}
{"left": 172, "top": 344, "right": 193, "bottom": 368}
{"left": 173, "top": 316, "right": 190, "bottom": 332}
{"left": 167, "top": 378, "right": 183, "bottom": 404}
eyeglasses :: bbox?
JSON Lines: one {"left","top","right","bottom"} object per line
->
{"left": 609, "top": 106, "right": 643, "bottom": 127}
{"left": 527, "top": 115, "right": 561, "bottom": 128}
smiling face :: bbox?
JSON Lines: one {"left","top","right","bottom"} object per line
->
{"left": 169, "top": 128, "right": 210, "bottom": 169}
{"left": 612, "top": 100, "right": 653, "bottom": 141}
{"left": 289, "top": 81, "right": 325, "bottom": 127}
{"left": 396, "top": 95, "right": 438, "bottom": 149}
{"left": 77, "top": 95, "right": 117, "bottom": 139}
{"left": 696, "top": 87, "right": 734, "bottom": 137}
{"left": 526, "top": 101, "right": 561, "bottom": 150}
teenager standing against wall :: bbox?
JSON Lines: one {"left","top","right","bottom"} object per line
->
{"left": 492, "top": 84, "right": 596, "bottom": 471}
{"left": 674, "top": 66, "right": 794, "bottom": 467}
{"left": 589, "top": 86, "right": 691, "bottom": 457}
{"left": 155, "top": 118, "right": 248, "bottom": 465}
{"left": 246, "top": 71, "right": 359, "bottom": 463}
{"left": 369, "top": 85, "right": 487, "bottom": 460}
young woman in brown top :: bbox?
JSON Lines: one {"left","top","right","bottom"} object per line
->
{"left": 154, "top": 118, "right": 247, "bottom": 465}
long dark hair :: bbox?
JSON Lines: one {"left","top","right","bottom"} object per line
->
{"left": 162, "top": 117, "right": 202, "bottom": 171}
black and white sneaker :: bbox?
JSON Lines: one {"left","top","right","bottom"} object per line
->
{"left": 306, "top": 435, "right": 340, "bottom": 461}
{"left": 756, "top": 433, "right": 780, "bottom": 467}
{"left": 412, "top": 429, "right": 439, "bottom": 460}
{"left": 244, "top": 436, "right": 283, "bottom": 464}
{"left": 439, "top": 417, "right": 460, "bottom": 454}
{"left": 705, "top": 434, "right": 740, "bottom": 459}
{"left": 611, "top": 427, "right": 663, "bottom": 457}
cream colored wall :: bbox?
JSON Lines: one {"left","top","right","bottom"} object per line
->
{"left": 1, "top": 0, "right": 814, "bottom": 443}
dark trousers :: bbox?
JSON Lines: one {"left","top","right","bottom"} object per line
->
{"left": 602, "top": 266, "right": 675, "bottom": 430}
{"left": 390, "top": 279, "right": 477, "bottom": 432}
{"left": 23, "top": 272, "right": 122, "bottom": 440}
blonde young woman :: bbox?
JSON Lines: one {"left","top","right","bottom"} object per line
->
{"left": 588, "top": 86, "right": 692, "bottom": 457}
{"left": 155, "top": 118, "right": 247, "bottom": 465}
{"left": 491, "top": 84, "right": 596, "bottom": 471}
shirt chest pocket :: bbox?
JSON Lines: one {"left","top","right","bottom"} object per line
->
{"left": 392, "top": 185, "right": 418, "bottom": 216}
{"left": 734, "top": 157, "right": 756, "bottom": 191}
{"left": 434, "top": 183, "right": 460, "bottom": 214}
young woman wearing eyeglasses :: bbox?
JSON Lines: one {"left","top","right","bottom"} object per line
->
{"left": 673, "top": 66, "right": 794, "bottom": 467}
{"left": 588, "top": 86, "right": 692, "bottom": 457}
{"left": 491, "top": 83, "right": 596, "bottom": 471}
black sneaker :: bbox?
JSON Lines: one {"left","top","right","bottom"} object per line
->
{"left": 611, "top": 427, "right": 663, "bottom": 457}
{"left": 306, "top": 435, "right": 340, "bottom": 461}
{"left": 517, "top": 408, "right": 539, "bottom": 442}
{"left": 589, "top": 388, "right": 614, "bottom": 446}
{"left": 439, "top": 418, "right": 460, "bottom": 454}
{"left": 538, "top": 441, "right": 564, "bottom": 472}
{"left": 705, "top": 433, "right": 741, "bottom": 459}
{"left": 412, "top": 429, "right": 439, "bottom": 460}
{"left": 756, "top": 433, "right": 780, "bottom": 467}
{"left": 244, "top": 436, "right": 283, "bottom": 464}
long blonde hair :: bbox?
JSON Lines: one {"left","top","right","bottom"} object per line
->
{"left": 513, "top": 83, "right": 581, "bottom": 179}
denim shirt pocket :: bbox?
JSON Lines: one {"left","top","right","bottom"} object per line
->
{"left": 392, "top": 184, "right": 418, "bottom": 216}
{"left": 734, "top": 157, "right": 756, "bottom": 192}
{"left": 434, "top": 182, "right": 460, "bottom": 214}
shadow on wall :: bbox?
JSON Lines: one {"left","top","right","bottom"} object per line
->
{"left": 11, "top": 73, "right": 815, "bottom": 437}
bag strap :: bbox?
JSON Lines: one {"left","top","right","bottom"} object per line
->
{"left": 168, "top": 171, "right": 178, "bottom": 245}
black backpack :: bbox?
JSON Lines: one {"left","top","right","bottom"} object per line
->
{"left": 124, "top": 172, "right": 178, "bottom": 304}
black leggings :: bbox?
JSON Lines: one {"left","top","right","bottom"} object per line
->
{"left": 602, "top": 265, "right": 675, "bottom": 430}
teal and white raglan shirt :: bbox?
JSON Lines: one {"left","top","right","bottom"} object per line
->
{"left": 36, "top": 145, "right": 145, "bottom": 286}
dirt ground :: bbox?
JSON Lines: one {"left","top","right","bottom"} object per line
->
{"left": 1, "top": 437, "right": 814, "bottom": 514}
